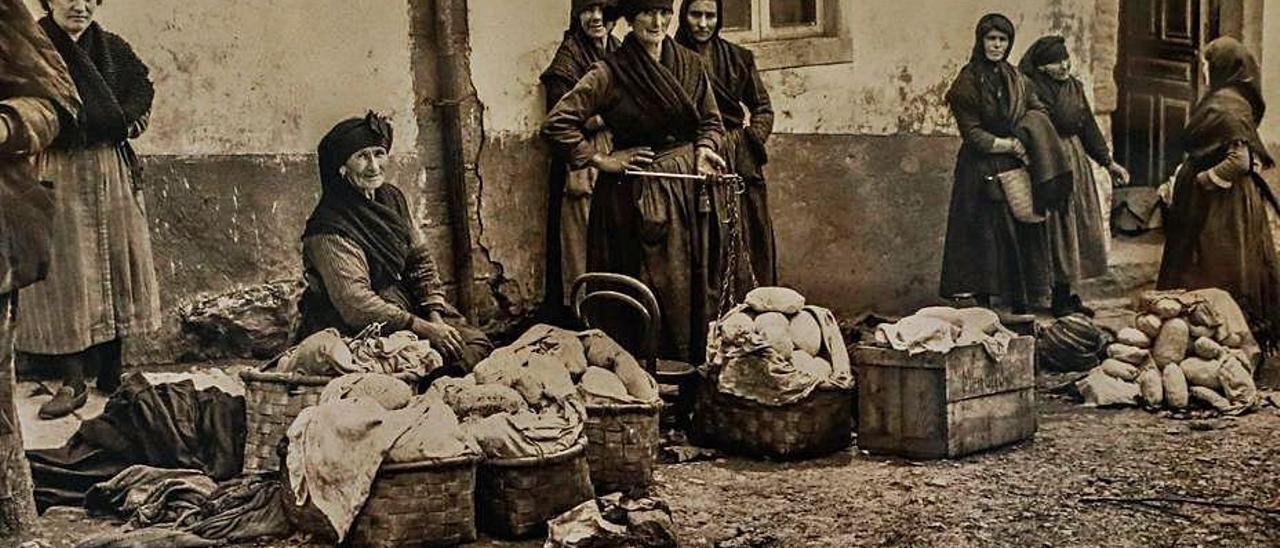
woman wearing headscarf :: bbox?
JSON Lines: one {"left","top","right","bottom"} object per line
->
{"left": 23, "top": 0, "right": 160, "bottom": 419}
{"left": 540, "top": 0, "right": 621, "bottom": 319}
{"left": 298, "top": 112, "right": 494, "bottom": 375}
{"left": 675, "top": 0, "right": 777, "bottom": 296}
{"left": 1158, "top": 37, "right": 1280, "bottom": 350}
{"left": 1019, "top": 36, "right": 1131, "bottom": 316}
{"left": 940, "top": 13, "right": 1062, "bottom": 318}
{"left": 542, "top": 0, "right": 727, "bottom": 364}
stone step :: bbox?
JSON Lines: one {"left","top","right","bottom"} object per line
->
{"left": 1078, "top": 232, "right": 1164, "bottom": 306}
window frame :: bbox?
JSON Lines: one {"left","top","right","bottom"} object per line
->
{"left": 718, "top": 0, "right": 851, "bottom": 71}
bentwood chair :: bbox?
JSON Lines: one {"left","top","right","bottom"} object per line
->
{"left": 570, "top": 272, "right": 699, "bottom": 427}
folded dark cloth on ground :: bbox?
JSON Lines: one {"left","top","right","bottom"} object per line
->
{"left": 28, "top": 372, "right": 245, "bottom": 511}
{"left": 85, "top": 465, "right": 216, "bottom": 527}
{"left": 78, "top": 471, "right": 291, "bottom": 547}
{"left": 183, "top": 475, "right": 291, "bottom": 543}
{"left": 73, "top": 528, "right": 219, "bottom": 548}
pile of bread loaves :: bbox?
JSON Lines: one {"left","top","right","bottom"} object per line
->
{"left": 1086, "top": 292, "right": 1260, "bottom": 414}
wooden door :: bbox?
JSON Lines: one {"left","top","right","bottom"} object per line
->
{"left": 1113, "top": 0, "right": 1201, "bottom": 187}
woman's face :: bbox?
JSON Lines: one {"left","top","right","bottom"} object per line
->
{"left": 1039, "top": 58, "right": 1071, "bottom": 81}
{"left": 630, "top": 8, "right": 673, "bottom": 48}
{"left": 48, "top": 0, "right": 99, "bottom": 36}
{"left": 341, "top": 146, "right": 389, "bottom": 193}
{"left": 983, "top": 29, "right": 1010, "bottom": 62}
{"left": 686, "top": 0, "right": 718, "bottom": 43}
{"left": 578, "top": 4, "right": 611, "bottom": 40}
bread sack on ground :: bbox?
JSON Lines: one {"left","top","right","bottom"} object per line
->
{"left": 1152, "top": 318, "right": 1190, "bottom": 366}
{"left": 1161, "top": 363, "right": 1190, "bottom": 409}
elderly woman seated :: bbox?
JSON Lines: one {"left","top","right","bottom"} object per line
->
{"left": 296, "top": 111, "right": 492, "bottom": 374}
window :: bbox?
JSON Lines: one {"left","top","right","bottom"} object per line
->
{"left": 722, "top": 0, "right": 822, "bottom": 41}
{"left": 717, "top": 0, "right": 850, "bottom": 71}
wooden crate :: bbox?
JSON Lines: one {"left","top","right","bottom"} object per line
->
{"left": 852, "top": 336, "right": 1037, "bottom": 459}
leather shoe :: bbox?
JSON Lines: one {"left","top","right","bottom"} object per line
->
{"left": 38, "top": 385, "right": 87, "bottom": 420}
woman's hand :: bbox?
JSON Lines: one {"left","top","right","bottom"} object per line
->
{"left": 1107, "top": 162, "right": 1130, "bottom": 186}
{"left": 696, "top": 146, "right": 727, "bottom": 176}
{"left": 412, "top": 318, "right": 464, "bottom": 361}
{"left": 592, "top": 147, "right": 655, "bottom": 174}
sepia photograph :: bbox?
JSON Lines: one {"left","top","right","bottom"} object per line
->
{"left": 1, "top": 0, "right": 1278, "bottom": 546}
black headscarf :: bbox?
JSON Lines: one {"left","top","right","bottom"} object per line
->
{"left": 1019, "top": 35, "right": 1092, "bottom": 135}
{"left": 540, "top": 0, "right": 621, "bottom": 102}
{"left": 38, "top": 17, "right": 152, "bottom": 148}
{"left": 674, "top": 0, "right": 751, "bottom": 128}
{"left": 1183, "top": 37, "right": 1273, "bottom": 169}
{"left": 617, "top": 0, "right": 672, "bottom": 19}
{"left": 302, "top": 112, "right": 412, "bottom": 290}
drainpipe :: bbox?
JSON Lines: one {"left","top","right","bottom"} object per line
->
{"left": 433, "top": 0, "right": 476, "bottom": 322}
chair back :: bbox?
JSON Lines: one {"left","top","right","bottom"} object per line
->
{"left": 571, "top": 273, "right": 661, "bottom": 375}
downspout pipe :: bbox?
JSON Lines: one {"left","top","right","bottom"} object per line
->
{"left": 433, "top": 0, "right": 476, "bottom": 322}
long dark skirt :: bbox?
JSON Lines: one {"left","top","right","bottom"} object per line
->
{"left": 1159, "top": 164, "right": 1280, "bottom": 348}
{"left": 586, "top": 146, "right": 710, "bottom": 364}
{"left": 940, "top": 148, "right": 1053, "bottom": 305}
{"left": 1046, "top": 135, "right": 1110, "bottom": 284}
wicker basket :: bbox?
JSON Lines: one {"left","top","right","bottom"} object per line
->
{"left": 476, "top": 440, "right": 594, "bottom": 539}
{"left": 584, "top": 401, "right": 661, "bottom": 494}
{"left": 692, "top": 380, "right": 854, "bottom": 460}
{"left": 240, "top": 369, "right": 333, "bottom": 474}
{"left": 284, "top": 454, "right": 479, "bottom": 547}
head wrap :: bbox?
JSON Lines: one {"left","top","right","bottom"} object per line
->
{"left": 317, "top": 111, "right": 394, "bottom": 190}
{"left": 618, "top": 0, "right": 672, "bottom": 19}
{"left": 571, "top": 0, "right": 620, "bottom": 28}
{"left": 969, "top": 13, "right": 1015, "bottom": 64}
{"left": 675, "top": 0, "right": 723, "bottom": 45}
{"left": 1022, "top": 35, "right": 1068, "bottom": 68}
{"left": 1204, "top": 37, "right": 1264, "bottom": 118}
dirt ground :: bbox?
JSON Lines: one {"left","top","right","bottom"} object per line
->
{"left": 20, "top": 375, "right": 1279, "bottom": 548}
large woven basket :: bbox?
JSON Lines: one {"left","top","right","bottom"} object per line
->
{"left": 692, "top": 380, "right": 854, "bottom": 460}
{"left": 284, "top": 454, "right": 480, "bottom": 547}
{"left": 476, "top": 440, "right": 593, "bottom": 539}
{"left": 584, "top": 401, "right": 661, "bottom": 494}
{"left": 240, "top": 369, "right": 332, "bottom": 474}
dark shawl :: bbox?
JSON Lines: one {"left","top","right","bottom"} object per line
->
{"left": 1183, "top": 37, "right": 1274, "bottom": 170}
{"left": 540, "top": 1, "right": 621, "bottom": 109}
{"left": 603, "top": 34, "right": 707, "bottom": 147}
{"left": 38, "top": 17, "right": 152, "bottom": 148}
{"left": 302, "top": 112, "right": 411, "bottom": 292}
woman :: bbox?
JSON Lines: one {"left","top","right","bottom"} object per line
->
{"left": 1019, "top": 35, "right": 1131, "bottom": 316}
{"left": 24, "top": 0, "right": 160, "bottom": 419}
{"left": 1158, "top": 37, "right": 1280, "bottom": 350}
{"left": 940, "top": 13, "right": 1057, "bottom": 318}
{"left": 675, "top": 0, "right": 777, "bottom": 298}
{"left": 298, "top": 112, "right": 493, "bottom": 375}
{"left": 539, "top": 0, "right": 621, "bottom": 319}
{"left": 542, "top": 0, "right": 727, "bottom": 364}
